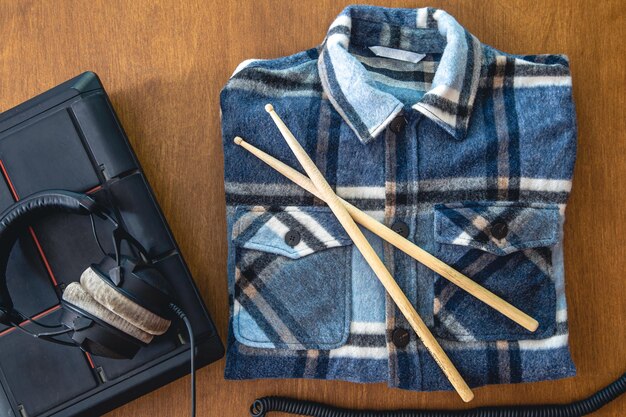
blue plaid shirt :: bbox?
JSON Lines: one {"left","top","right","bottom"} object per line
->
{"left": 220, "top": 5, "right": 577, "bottom": 391}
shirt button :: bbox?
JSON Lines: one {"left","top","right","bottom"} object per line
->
{"left": 284, "top": 230, "right": 301, "bottom": 247}
{"left": 389, "top": 114, "right": 407, "bottom": 133}
{"left": 491, "top": 221, "right": 509, "bottom": 240}
{"left": 392, "top": 328, "right": 410, "bottom": 348}
{"left": 390, "top": 220, "right": 409, "bottom": 238}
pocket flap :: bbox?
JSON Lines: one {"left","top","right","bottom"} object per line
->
{"left": 434, "top": 201, "right": 560, "bottom": 256}
{"left": 232, "top": 206, "right": 352, "bottom": 259}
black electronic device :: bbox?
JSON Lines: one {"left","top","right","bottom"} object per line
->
{"left": 0, "top": 72, "right": 223, "bottom": 417}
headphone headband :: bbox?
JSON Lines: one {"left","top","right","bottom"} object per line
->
{"left": 0, "top": 190, "right": 103, "bottom": 319}
{"left": 0, "top": 190, "right": 194, "bottom": 413}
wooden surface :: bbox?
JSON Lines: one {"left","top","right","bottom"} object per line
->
{"left": 1, "top": 1, "right": 624, "bottom": 415}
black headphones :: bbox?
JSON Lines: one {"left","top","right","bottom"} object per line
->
{"left": 0, "top": 189, "right": 175, "bottom": 360}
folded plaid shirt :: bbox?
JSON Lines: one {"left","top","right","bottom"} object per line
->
{"left": 220, "top": 5, "right": 577, "bottom": 391}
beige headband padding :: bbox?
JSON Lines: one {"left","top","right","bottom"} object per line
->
{"left": 80, "top": 267, "right": 171, "bottom": 336}
{"left": 62, "top": 282, "right": 153, "bottom": 344}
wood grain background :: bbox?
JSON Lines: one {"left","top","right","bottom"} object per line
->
{"left": 1, "top": 1, "right": 624, "bottom": 415}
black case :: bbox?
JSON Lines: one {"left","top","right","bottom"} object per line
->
{"left": 0, "top": 72, "right": 224, "bottom": 417}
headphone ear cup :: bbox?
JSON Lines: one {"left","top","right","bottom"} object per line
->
{"left": 61, "top": 282, "right": 153, "bottom": 344}
{"left": 132, "top": 264, "right": 174, "bottom": 299}
{"left": 59, "top": 306, "right": 142, "bottom": 360}
{"left": 81, "top": 267, "right": 171, "bottom": 335}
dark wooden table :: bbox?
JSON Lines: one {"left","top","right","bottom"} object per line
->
{"left": 1, "top": 1, "right": 624, "bottom": 415}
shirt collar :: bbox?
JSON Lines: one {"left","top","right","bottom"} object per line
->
{"left": 318, "top": 6, "right": 484, "bottom": 143}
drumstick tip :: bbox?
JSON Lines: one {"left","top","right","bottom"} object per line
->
{"left": 234, "top": 136, "right": 243, "bottom": 145}
{"left": 461, "top": 389, "right": 475, "bottom": 403}
{"left": 264, "top": 103, "right": 274, "bottom": 113}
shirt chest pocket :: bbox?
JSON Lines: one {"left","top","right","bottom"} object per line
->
{"left": 231, "top": 206, "right": 353, "bottom": 350}
{"left": 432, "top": 201, "right": 560, "bottom": 342}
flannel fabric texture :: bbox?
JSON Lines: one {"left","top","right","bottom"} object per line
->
{"left": 220, "top": 5, "right": 577, "bottom": 391}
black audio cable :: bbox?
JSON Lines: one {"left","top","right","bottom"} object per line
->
{"left": 9, "top": 318, "right": 77, "bottom": 347}
{"left": 250, "top": 372, "right": 626, "bottom": 417}
{"left": 90, "top": 213, "right": 108, "bottom": 257}
{"left": 92, "top": 207, "right": 197, "bottom": 416}
{"left": 170, "top": 303, "right": 196, "bottom": 417}
{"left": 7, "top": 308, "right": 65, "bottom": 329}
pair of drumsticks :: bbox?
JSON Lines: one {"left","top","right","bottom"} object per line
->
{"left": 234, "top": 104, "right": 538, "bottom": 402}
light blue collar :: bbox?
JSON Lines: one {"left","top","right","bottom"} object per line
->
{"left": 318, "top": 6, "right": 484, "bottom": 143}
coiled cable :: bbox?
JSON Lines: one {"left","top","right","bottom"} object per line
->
{"left": 251, "top": 372, "right": 625, "bottom": 417}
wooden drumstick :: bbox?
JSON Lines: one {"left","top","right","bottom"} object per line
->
{"left": 233, "top": 136, "right": 539, "bottom": 333}
{"left": 263, "top": 103, "right": 474, "bottom": 402}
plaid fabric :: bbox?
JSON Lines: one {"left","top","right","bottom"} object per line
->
{"left": 232, "top": 206, "right": 353, "bottom": 350}
{"left": 434, "top": 202, "right": 560, "bottom": 256}
{"left": 220, "top": 5, "right": 577, "bottom": 391}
